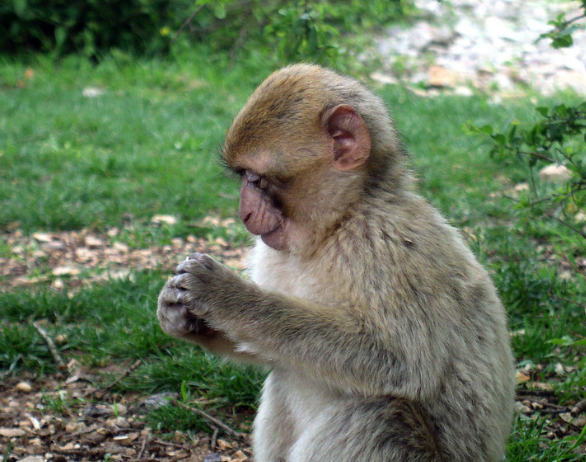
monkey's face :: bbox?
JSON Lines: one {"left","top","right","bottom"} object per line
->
{"left": 223, "top": 69, "right": 372, "bottom": 254}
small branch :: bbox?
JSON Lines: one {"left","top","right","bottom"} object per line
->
{"left": 137, "top": 436, "right": 148, "bottom": 460}
{"left": 539, "top": 408, "right": 571, "bottom": 415}
{"left": 152, "top": 439, "right": 186, "bottom": 449}
{"left": 84, "top": 359, "right": 142, "bottom": 398}
{"left": 171, "top": 5, "right": 205, "bottom": 44}
{"left": 211, "top": 426, "right": 219, "bottom": 450}
{"left": 170, "top": 400, "right": 245, "bottom": 439}
{"left": 229, "top": 26, "right": 248, "bottom": 68}
{"left": 541, "top": 208, "right": 586, "bottom": 239}
{"left": 33, "top": 321, "right": 65, "bottom": 369}
{"left": 571, "top": 398, "right": 586, "bottom": 417}
{"left": 514, "top": 149, "right": 555, "bottom": 164}
{"left": 517, "top": 389, "right": 557, "bottom": 397}
{"left": 550, "top": 293, "right": 586, "bottom": 312}
{"left": 563, "top": 13, "right": 586, "bottom": 28}
{"left": 502, "top": 194, "right": 586, "bottom": 240}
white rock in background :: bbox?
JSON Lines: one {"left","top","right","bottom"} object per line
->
{"left": 538, "top": 164, "right": 572, "bottom": 182}
{"left": 16, "top": 381, "right": 33, "bottom": 393}
{"left": 376, "top": 0, "right": 586, "bottom": 95}
{"left": 151, "top": 214, "right": 178, "bottom": 225}
{"left": 370, "top": 72, "right": 398, "bottom": 85}
{"left": 84, "top": 235, "right": 104, "bottom": 248}
{"left": 82, "top": 87, "right": 105, "bottom": 98}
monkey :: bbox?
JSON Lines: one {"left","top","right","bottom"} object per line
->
{"left": 157, "top": 64, "right": 515, "bottom": 462}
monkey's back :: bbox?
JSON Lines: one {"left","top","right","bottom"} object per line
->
{"left": 248, "top": 190, "right": 515, "bottom": 462}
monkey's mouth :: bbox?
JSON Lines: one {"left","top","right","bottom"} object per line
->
{"left": 260, "top": 224, "right": 287, "bottom": 251}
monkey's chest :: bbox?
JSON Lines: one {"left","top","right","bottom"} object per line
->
{"left": 250, "top": 256, "right": 337, "bottom": 303}
{"left": 267, "top": 370, "right": 344, "bottom": 435}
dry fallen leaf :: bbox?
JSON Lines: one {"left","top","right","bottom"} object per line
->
{"left": 0, "top": 427, "right": 26, "bottom": 437}
{"left": 32, "top": 232, "right": 53, "bottom": 243}
{"left": 515, "top": 370, "right": 531, "bottom": 383}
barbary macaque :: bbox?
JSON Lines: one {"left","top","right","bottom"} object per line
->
{"left": 157, "top": 64, "right": 515, "bottom": 462}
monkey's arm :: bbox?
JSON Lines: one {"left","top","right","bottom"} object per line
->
{"left": 163, "top": 253, "right": 450, "bottom": 399}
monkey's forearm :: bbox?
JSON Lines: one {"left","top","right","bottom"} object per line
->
{"left": 169, "top": 254, "right": 445, "bottom": 398}
{"left": 208, "top": 285, "right": 445, "bottom": 399}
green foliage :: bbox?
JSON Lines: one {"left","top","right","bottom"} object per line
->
{"left": 0, "top": 0, "right": 190, "bottom": 57}
{"left": 539, "top": 1, "right": 586, "bottom": 50}
{"left": 262, "top": 0, "right": 407, "bottom": 67}
{"left": 467, "top": 102, "right": 586, "bottom": 233}
{"left": 467, "top": 2, "right": 586, "bottom": 267}
{"left": 0, "top": 0, "right": 409, "bottom": 64}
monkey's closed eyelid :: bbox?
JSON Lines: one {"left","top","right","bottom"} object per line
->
{"left": 246, "top": 170, "right": 261, "bottom": 182}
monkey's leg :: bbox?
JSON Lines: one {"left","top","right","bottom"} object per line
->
{"left": 289, "top": 397, "right": 444, "bottom": 462}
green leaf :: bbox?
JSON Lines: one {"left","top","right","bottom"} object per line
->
{"left": 536, "top": 107, "right": 549, "bottom": 117}
{"left": 55, "top": 27, "right": 67, "bottom": 49}
{"left": 492, "top": 134, "right": 506, "bottom": 145}
{"left": 213, "top": 3, "right": 226, "bottom": 20}
{"left": 552, "top": 34, "right": 573, "bottom": 49}
{"left": 13, "top": 0, "right": 27, "bottom": 17}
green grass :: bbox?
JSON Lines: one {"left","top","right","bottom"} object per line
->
{"left": 1, "top": 50, "right": 585, "bottom": 459}
{"left": 0, "top": 50, "right": 267, "bottom": 236}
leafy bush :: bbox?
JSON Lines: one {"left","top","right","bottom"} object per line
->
{"left": 468, "top": 2, "right": 586, "bottom": 248}
{"left": 0, "top": 0, "right": 190, "bottom": 57}
{"left": 0, "top": 0, "right": 409, "bottom": 63}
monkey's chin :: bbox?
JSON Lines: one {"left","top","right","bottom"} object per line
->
{"left": 261, "top": 226, "right": 288, "bottom": 252}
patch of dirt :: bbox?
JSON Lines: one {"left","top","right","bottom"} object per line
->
{"left": 0, "top": 225, "right": 247, "bottom": 292}
{"left": 1, "top": 224, "right": 253, "bottom": 461}
{"left": 0, "top": 364, "right": 252, "bottom": 462}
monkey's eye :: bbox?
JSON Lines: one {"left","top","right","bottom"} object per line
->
{"left": 246, "top": 170, "right": 268, "bottom": 191}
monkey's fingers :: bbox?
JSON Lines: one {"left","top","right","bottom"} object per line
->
{"left": 160, "top": 275, "right": 209, "bottom": 315}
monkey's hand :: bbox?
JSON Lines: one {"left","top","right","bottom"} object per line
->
{"left": 157, "top": 253, "right": 228, "bottom": 341}
{"left": 157, "top": 253, "right": 247, "bottom": 340}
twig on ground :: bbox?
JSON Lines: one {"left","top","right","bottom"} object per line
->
{"left": 539, "top": 408, "right": 572, "bottom": 415}
{"left": 170, "top": 399, "right": 246, "bottom": 439}
{"left": 550, "top": 292, "right": 586, "bottom": 312}
{"left": 83, "top": 359, "right": 142, "bottom": 398}
{"left": 517, "top": 389, "right": 557, "bottom": 397}
{"left": 152, "top": 440, "right": 186, "bottom": 449}
{"left": 137, "top": 436, "right": 148, "bottom": 460}
{"left": 33, "top": 321, "right": 65, "bottom": 368}
{"left": 65, "top": 424, "right": 100, "bottom": 439}
{"left": 211, "top": 426, "right": 219, "bottom": 450}
{"left": 571, "top": 398, "right": 586, "bottom": 417}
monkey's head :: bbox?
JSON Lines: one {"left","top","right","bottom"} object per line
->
{"left": 223, "top": 64, "right": 404, "bottom": 254}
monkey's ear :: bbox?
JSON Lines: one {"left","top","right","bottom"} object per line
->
{"left": 323, "top": 104, "right": 371, "bottom": 172}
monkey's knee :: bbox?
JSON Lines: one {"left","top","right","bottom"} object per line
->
{"left": 291, "top": 398, "right": 444, "bottom": 462}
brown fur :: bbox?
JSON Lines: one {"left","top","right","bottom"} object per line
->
{"left": 157, "top": 64, "right": 515, "bottom": 461}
